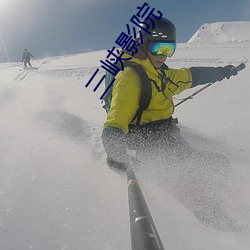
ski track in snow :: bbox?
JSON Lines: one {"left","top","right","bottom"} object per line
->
{"left": 39, "top": 66, "right": 105, "bottom": 79}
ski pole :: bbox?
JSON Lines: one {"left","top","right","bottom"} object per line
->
{"left": 175, "top": 63, "right": 246, "bottom": 108}
{"left": 127, "top": 167, "right": 165, "bottom": 250}
{"left": 33, "top": 57, "right": 41, "bottom": 65}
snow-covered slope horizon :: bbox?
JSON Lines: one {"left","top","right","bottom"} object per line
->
{"left": 1, "top": 36, "right": 250, "bottom": 249}
{"left": 188, "top": 21, "right": 250, "bottom": 43}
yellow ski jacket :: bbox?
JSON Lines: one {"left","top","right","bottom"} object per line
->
{"left": 104, "top": 53, "right": 193, "bottom": 133}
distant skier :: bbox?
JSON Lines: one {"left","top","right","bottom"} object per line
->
{"left": 21, "top": 48, "right": 34, "bottom": 68}
{"left": 102, "top": 16, "right": 246, "bottom": 232}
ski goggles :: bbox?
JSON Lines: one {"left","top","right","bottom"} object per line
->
{"left": 149, "top": 42, "right": 176, "bottom": 58}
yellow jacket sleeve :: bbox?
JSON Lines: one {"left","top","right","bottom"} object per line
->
{"left": 165, "top": 68, "right": 193, "bottom": 95}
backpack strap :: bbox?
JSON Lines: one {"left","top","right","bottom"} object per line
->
{"left": 102, "top": 61, "right": 154, "bottom": 125}
{"left": 129, "top": 64, "right": 152, "bottom": 125}
{"left": 131, "top": 65, "right": 170, "bottom": 125}
{"left": 122, "top": 63, "right": 168, "bottom": 125}
{"left": 159, "top": 69, "right": 167, "bottom": 92}
{"left": 159, "top": 63, "right": 169, "bottom": 92}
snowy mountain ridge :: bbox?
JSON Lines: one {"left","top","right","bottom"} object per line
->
{"left": 188, "top": 21, "right": 250, "bottom": 43}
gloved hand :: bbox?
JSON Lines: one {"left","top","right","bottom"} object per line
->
{"left": 107, "top": 157, "right": 128, "bottom": 174}
{"left": 107, "top": 154, "right": 140, "bottom": 174}
{"left": 102, "top": 127, "right": 140, "bottom": 174}
{"left": 220, "top": 65, "right": 238, "bottom": 80}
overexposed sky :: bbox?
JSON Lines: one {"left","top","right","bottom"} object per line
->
{"left": 0, "top": 0, "right": 250, "bottom": 62}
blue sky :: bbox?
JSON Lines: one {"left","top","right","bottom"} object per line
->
{"left": 0, "top": 0, "right": 250, "bottom": 62}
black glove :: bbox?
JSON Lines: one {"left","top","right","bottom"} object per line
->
{"left": 219, "top": 65, "right": 238, "bottom": 81}
{"left": 102, "top": 127, "right": 140, "bottom": 174}
{"left": 102, "top": 127, "right": 127, "bottom": 172}
{"left": 107, "top": 155, "right": 140, "bottom": 174}
{"left": 107, "top": 157, "right": 128, "bottom": 174}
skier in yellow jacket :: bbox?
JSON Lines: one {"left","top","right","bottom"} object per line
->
{"left": 102, "top": 16, "right": 239, "bottom": 167}
{"left": 102, "top": 16, "right": 244, "bottom": 231}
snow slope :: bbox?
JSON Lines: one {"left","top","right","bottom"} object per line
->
{"left": 188, "top": 21, "right": 250, "bottom": 43}
{"left": 1, "top": 28, "right": 250, "bottom": 249}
